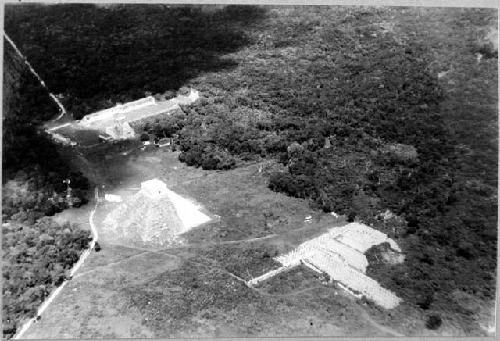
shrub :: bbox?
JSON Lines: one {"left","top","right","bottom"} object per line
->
{"left": 471, "top": 41, "right": 498, "bottom": 59}
{"left": 268, "top": 172, "right": 315, "bottom": 199}
{"left": 179, "top": 142, "right": 236, "bottom": 170}
{"left": 425, "top": 314, "right": 443, "bottom": 330}
{"left": 347, "top": 211, "right": 356, "bottom": 222}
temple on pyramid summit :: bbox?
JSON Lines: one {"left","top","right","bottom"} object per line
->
{"left": 102, "top": 179, "right": 210, "bottom": 247}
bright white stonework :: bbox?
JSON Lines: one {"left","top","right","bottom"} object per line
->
{"left": 103, "top": 179, "right": 211, "bottom": 245}
{"left": 79, "top": 89, "right": 200, "bottom": 135}
{"left": 82, "top": 96, "right": 157, "bottom": 124}
{"left": 139, "top": 179, "right": 211, "bottom": 230}
{"left": 104, "top": 194, "right": 123, "bottom": 203}
{"left": 140, "top": 178, "right": 169, "bottom": 200}
{"left": 248, "top": 222, "right": 404, "bottom": 309}
{"left": 163, "top": 188, "right": 211, "bottom": 231}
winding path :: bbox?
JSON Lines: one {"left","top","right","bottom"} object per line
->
{"left": 13, "top": 189, "right": 99, "bottom": 340}
{"left": 4, "top": 32, "right": 66, "bottom": 120}
{"left": 4, "top": 31, "right": 101, "bottom": 339}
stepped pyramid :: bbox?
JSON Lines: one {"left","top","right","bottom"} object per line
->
{"left": 102, "top": 179, "right": 186, "bottom": 246}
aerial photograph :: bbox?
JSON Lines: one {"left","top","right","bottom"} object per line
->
{"left": 2, "top": 1, "right": 498, "bottom": 339}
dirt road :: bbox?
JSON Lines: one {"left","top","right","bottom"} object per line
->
{"left": 4, "top": 32, "right": 66, "bottom": 120}
{"left": 14, "top": 190, "right": 99, "bottom": 339}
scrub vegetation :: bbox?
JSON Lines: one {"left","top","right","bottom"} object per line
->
{"left": 2, "top": 22, "right": 91, "bottom": 340}
{"left": 2, "top": 219, "right": 91, "bottom": 338}
{"left": 3, "top": 3, "right": 497, "bottom": 337}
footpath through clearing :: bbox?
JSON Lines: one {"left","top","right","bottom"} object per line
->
{"left": 6, "top": 31, "right": 101, "bottom": 339}
{"left": 14, "top": 189, "right": 99, "bottom": 339}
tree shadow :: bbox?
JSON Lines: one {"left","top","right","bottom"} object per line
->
{"left": 5, "top": 4, "right": 268, "bottom": 118}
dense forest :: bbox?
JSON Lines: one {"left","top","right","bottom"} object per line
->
{"left": 4, "top": 3, "right": 497, "bottom": 334}
{"left": 2, "top": 219, "right": 91, "bottom": 338}
{"left": 2, "top": 42, "right": 89, "bottom": 211}
{"left": 2, "top": 27, "right": 91, "bottom": 339}
{"left": 5, "top": 4, "right": 266, "bottom": 120}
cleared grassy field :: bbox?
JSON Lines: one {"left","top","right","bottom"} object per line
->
{"left": 22, "top": 143, "right": 481, "bottom": 337}
{"left": 24, "top": 146, "right": 394, "bottom": 338}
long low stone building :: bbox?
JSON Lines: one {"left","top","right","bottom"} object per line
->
{"left": 78, "top": 89, "right": 199, "bottom": 133}
{"left": 248, "top": 222, "right": 404, "bottom": 309}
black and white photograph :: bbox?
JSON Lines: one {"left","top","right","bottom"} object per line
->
{"left": 1, "top": 0, "right": 498, "bottom": 338}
